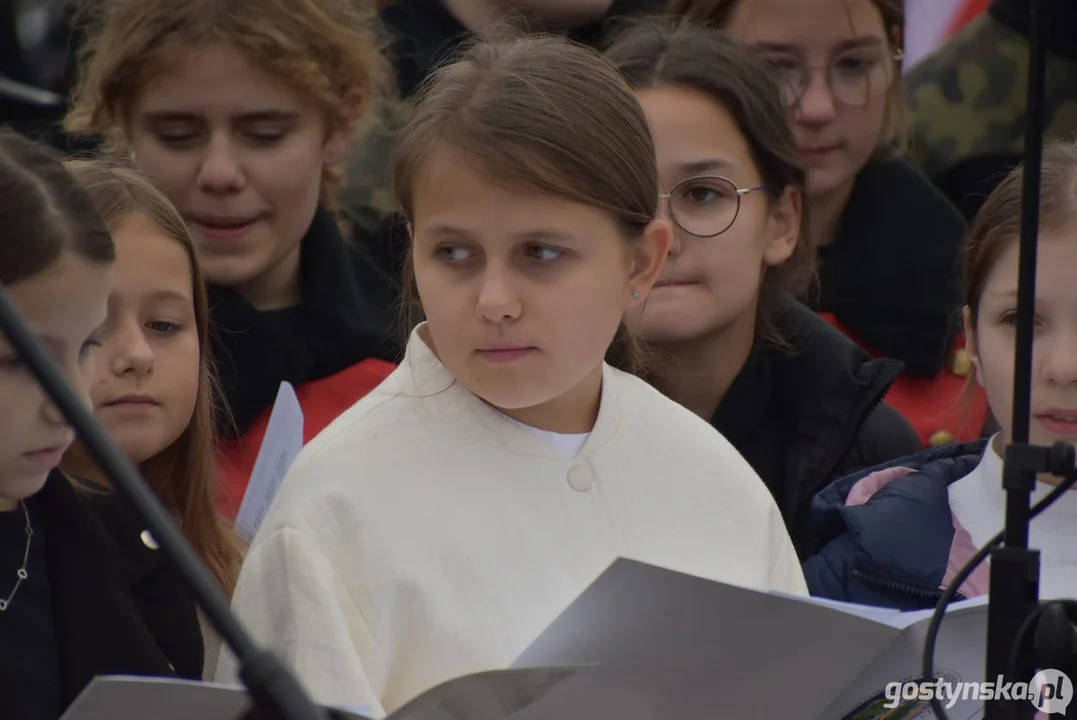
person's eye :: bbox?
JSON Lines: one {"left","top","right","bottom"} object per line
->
{"left": 525, "top": 245, "right": 564, "bottom": 262}
{"left": 244, "top": 129, "right": 287, "bottom": 144}
{"left": 79, "top": 338, "right": 102, "bottom": 357}
{"left": 834, "top": 56, "right": 873, "bottom": 74}
{"left": 0, "top": 354, "right": 25, "bottom": 371}
{"left": 154, "top": 127, "right": 199, "bottom": 145}
{"left": 758, "top": 54, "right": 799, "bottom": 71}
{"left": 686, "top": 186, "right": 718, "bottom": 204}
{"left": 437, "top": 245, "right": 474, "bottom": 263}
{"left": 999, "top": 310, "right": 1045, "bottom": 328}
{"left": 147, "top": 320, "right": 181, "bottom": 334}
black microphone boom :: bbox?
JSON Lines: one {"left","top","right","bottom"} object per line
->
{"left": 922, "top": 1, "right": 1077, "bottom": 719}
{"left": 983, "top": 0, "right": 1055, "bottom": 716}
{"left": 0, "top": 286, "right": 328, "bottom": 720}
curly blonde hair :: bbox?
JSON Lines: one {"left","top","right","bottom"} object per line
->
{"left": 65, "top": 0, "right": 392, "bottom": 205}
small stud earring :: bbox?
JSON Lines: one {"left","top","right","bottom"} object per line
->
{"left": 631, "top": 290, "right": 641, "bottom": 301}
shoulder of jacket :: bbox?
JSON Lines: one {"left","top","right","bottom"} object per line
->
{"left": 605, "top": 368, "right": 761, "bottom": 471}
{"left": 847, "top": 403, "right": 923, "bottom": 467}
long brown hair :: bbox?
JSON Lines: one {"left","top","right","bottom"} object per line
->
{"left": 392, "top": 32, "right": 659, "bottom": 374}
{"left": 64, "top": 0, "right": 391, "bottom": 207}
{"left": 666, "top": 0, "right": 909, "bottom": 153}
{"left": 63, "top": 157, "right": 243, "bottom": 597}
{"left": 0, "top": 129, "right": 114, "bottom": 285}
{"left": 964, "top": 141, "right": 1077, "bottom": 327}
{"left": 605, "top": 18, "right": 814, "bottom": 348}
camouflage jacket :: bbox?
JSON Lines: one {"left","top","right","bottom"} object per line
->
{"left": 905, "top": 8, "right": 1077, "bottom": 199}
{"left": 338, "top": 96, "right": 413, "bottom": 237}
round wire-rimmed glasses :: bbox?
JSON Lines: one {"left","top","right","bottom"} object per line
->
{"left": 659, "top": 175, "right": 768, "bottom": 238}
{"left": 759, "top": 49, "right": 903, "bottom": 109}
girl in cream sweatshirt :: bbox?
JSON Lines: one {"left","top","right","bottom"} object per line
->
{"left": 221, "top": 33, "right": 807, "bottom": 716}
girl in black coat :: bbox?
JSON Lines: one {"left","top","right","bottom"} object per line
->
{"left": 669, "top": 0, "right": 979, "bottom": 448}
{"left": 0, "top": 130, "right": 202, "bottom": 720}
{"left": 65, "top": 0, "right": 401, "bottom": 515}
{"left": 607, "top": 20, "right": 921, "bottom": 558}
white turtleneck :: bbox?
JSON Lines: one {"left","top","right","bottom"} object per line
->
{"left": 220, "top": 325, "right": 805, "bottom": 716}
{"left": 947, "top": 435, "right": 1077, "bottom": 600}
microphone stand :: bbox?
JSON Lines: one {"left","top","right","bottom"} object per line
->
{"left": 983, "top": 0, "right": 1077, "bottom": 717}
{"left": 0, "top": 288, "right": 330, "bottom": 720}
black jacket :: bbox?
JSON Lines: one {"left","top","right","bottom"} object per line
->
{"left": 812, "top": 157, "right": 967, "bottom": 379}
{"left": 380, "top": 0, "right": 664, "bottom": 98}
{"left": 0, "top": 473, "right": 202, "bottom": 719}
{"left": 209, "top": 206, "right": 400, "bottom": 437}
{"left": 711, "top": 300, "right": 922, "bottom": 560}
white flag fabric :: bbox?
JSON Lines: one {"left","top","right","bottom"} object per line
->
{"left": 904, "top": 0, "right": 988, "bottom": 71}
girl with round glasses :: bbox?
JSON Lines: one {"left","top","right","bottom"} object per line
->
{"left": 670, "top": 0, "right": 985, "bottom": 449}
{"left": 608, "top": 18, "right": 922, "bottom": 559}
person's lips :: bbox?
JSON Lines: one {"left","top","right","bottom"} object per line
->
{"left": 475, "top": 344, "right": 537, "bottom": 363}
{"left": 190, "top": 214, "right": 263, "bottom": 243}
{"left": 22, "top": 444, "right": 69, "bottom": 468}
{"left": 798, "top": 144, "right": 841, "bottom": 162}
{"left": 102, "top": 394, "right": 160, "bottom": 410}
{"left": 1035, "top": 409, "right": 1077, "bottom": 436}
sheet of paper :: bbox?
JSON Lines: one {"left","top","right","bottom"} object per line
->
{"left": 384, "top": 666, "right": 581, "bottom": 720}
{"left": 59, "top": 676, "right": 371, "bottom": 720}
{"left": 820, "top": 601, "right": 989, "bottom": 720}
{"left": 60, "top": 667, "right": 582, "bottom": 720}
{"left": 769, "top": 589, "right": 906, "bottom": 624}
{"left": 887, "top": 594, "right": 990, "bottom": 630}
{"left": 235, "top": 381, "right": 303, "bottom": 541}
{"left": 67, "top": 561, "right": 996, "bottom": 720}
{"left": 512, "top": 558, "right": 904, "bottom": 718}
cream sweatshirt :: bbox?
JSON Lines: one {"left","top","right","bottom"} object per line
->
{"left": 220, "top": 327, "right": 806, "bottom": 715}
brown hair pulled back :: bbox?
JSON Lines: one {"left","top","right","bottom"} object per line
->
{"left": 63, "top": 157, "right": 244, "bottom": 596}
{"left": 964, "top": 141, "right": 1077, "bottom": 328}
{"left": 666, "top": 0, "right": 908, "bottom": 153}
{"left": 392, "top": 32, "right": 660, "bottom": 374}
{"left": 605, "top": 18, "right": 814, "bottom": 347}
{"left": 0, "top": 129, "right": 114, "bottom": 286}
{"left": 65, "top": 0, "right": 391, "bottom": 207}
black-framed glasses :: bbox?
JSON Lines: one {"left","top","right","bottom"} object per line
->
{"left": 758, "top": 49, "right": 902, "bottom": 109}
{"left": 659, "top": 175, "right": 767, "bottom": 238}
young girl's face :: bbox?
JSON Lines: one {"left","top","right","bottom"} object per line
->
{"left": 628, "top": 85, "right": 798, "bottom": 346}
{"left": 969, "top": 231, "right": 1077, "bottom": 449}
{"left": 409, "top": 144, "right": 668, "bottom": 430}
{"left": 0, "top": 252, "right": 112, "bottom": 509}
{"left": 87, "top": 213, "right": 200, "bottom": 466}
{"left": 726, "top": 0, "right": 896, "bottom": 202}
{"left": 127, "top": 42, "right": 338, "bottom": 309}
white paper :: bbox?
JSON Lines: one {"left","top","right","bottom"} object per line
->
{"left": 59, "top": 676, "right": 373, "bottom": 720}
{"left": 234, "top": 381, "right": 303, "bottom": 541}
{"left": 61, "top": 667, "right": 581, "bottom": 720}
{"left": 512, "top": 558, "right": 993, "bottom": 719}
{"left": 62, "top": 560, "right": 997, "bottom": 720}
{"left": 768, "top": 589, "right": 907, "bottom": 624}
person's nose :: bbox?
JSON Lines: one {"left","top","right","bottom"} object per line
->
{"left": 475, "top": 263, "right": 523, "bottom": 323}
{"left": 196, "top": 134, "right": 246, "bottom": 195}
{"left": 793, "top": 68, "right": 837, "bottom": 127}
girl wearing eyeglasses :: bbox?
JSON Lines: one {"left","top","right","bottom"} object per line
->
{"left": 669, "top": 0, "right": 986, "bottom": 450}
{"left": 607, "top": 18, "right": 922, "bottom": 559}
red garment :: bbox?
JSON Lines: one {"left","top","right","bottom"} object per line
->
{"left": 215, "top": 358, "right": 396, "bottom": 519}
{"left": 819, "top": 313, "right": 989, "bottom": 448}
